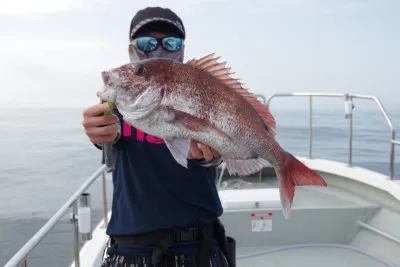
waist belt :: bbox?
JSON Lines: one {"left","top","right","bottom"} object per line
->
{"left": 111, "top": 224, "right": 216, "bottom": 267}
{"left": 112, "top": 227, "right": 206, "bottom": 244}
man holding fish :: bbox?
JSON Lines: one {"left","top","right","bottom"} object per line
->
{"left": 82, "top": 5, "right": 327, "bottom": 267}
{"left": 82, "top": 6, "right": 236, "bottom": 267}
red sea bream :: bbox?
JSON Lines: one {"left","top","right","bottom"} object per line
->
{"left": 97, "top": 53, "right": 328, "bottom": 220}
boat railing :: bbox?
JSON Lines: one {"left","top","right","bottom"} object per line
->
{"left": 257, "top": 93, "right": 398, "bottom": 180}
{"left": 4, "top": 92, "right": 398, "bottom": 267}
{"left": 4, "top": 164, "right": 110, "bottom": 267}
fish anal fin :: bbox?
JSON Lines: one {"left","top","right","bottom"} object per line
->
{"left": 223, "top": 157, "right": 271, "bottom": 176}
{"left": 186, "top": 54, "right": 276, "bottom": 134}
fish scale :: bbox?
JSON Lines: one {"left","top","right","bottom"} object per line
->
{"left": 163, "top": 83, "right": 263, "bottom": 151}
{"left": 97, "top": 53, "right": 328, "bottom": 220}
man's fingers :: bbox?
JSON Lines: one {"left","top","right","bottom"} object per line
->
{"left": 197, "top": 143, "right": 214, "bottom": 161}
{"left": 85, "top": 123, "right": 118, "bottom": 137}
{"left": 83, "top": 103, "right": 111, "bottom": 117}
{"left": 211, "top": 148, "right": 220, "bottom": 157}
{"left": 89, "top": 133, "right": 117, "bottom": 144}
{"left": 190, "top": 140, "right": 203, "bottom": 159}
{"left": 82, "top": 114, "right": 118, "bottom": 128}
{"left": 190, "top": 140, "right": 219, "bottom": 160}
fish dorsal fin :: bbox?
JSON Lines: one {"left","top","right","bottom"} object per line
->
{"left": 186, "top": 53, "right": 276, "bottom": 134}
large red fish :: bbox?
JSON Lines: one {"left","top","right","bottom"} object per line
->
{"left": 97, "top": 53, "right": 327, "bottom": 220}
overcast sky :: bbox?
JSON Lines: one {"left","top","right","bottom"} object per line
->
{"left": 0, "top": 0, "right": 398, "bottom": 110}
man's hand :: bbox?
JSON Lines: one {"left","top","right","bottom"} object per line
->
{"left": 82, "top": 103, "right": 119, "bottom": 144}
{"left": 189, "top": 140, "right": 220, "bottom": 161}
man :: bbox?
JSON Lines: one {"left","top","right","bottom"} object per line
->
{"left": 82, "top": 6, "right": 235, "bottom": 267}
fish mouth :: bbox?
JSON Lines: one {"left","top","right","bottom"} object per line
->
{"left": 97, "top": 70, "right": 120, "bottom": 103}
{"left": 97, "top": 89, "right": 117, "bottom": 103}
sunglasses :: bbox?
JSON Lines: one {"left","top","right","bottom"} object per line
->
{"left": 133, "top": 36, "right": 183, "bottom": 52}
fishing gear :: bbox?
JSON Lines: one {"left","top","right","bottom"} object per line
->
{"left": 102, "top": 101, "right": 115, "bottom": 173}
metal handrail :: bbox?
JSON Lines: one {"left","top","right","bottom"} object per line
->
{"left": 4, "top": 164, "right": 109, "bottom": 267}
{"left": 4, "top": 92, "right": 399, "bottom": 267}
{"left": 264, "top": 93, "right": 399, "bottom": 179}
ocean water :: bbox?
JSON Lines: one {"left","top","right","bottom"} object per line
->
{"left": 0, "top": 106, "right": 399, "bottom": 266}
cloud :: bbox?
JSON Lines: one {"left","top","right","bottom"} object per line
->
{"left": 0, "top": 0, "right": 222, "bottom": 17}
{"left": 0, "top": 0, "right": 397, "bottom": 110}
{"left": 130, "top": 0, "right": 229, "bottom": 12}
{"left": 0, "top": 0, "right": 84, "bottom": 15}
{"left": 0, "top": 36, "right": 110, "bottom": 51}
{"left": 238, "top": 0, "right": 375, "bottom": 15}
{"left": 144, "top": 0, "right": 227, "bottom": 4}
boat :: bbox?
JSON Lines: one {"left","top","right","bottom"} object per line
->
{"left": 4, "top": 92, "right": 400, "bottom": 267}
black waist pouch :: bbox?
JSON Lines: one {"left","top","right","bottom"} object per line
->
{"left": 225, "top": 236, "right": 236, "bottom": 266}
{"left": 214, "top": 219, "right": 236, "bottom": 267}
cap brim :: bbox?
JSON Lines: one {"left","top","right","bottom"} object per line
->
{"left": 130, "top": 17, "right": 185, "bottom": 41}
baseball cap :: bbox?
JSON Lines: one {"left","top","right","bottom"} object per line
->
{"left": 129, "top": 7, "right": 186, "bottom": 42}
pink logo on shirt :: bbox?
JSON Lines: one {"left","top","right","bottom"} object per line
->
{"left": 122, "top": 121, "right": 165, "bottom": 144}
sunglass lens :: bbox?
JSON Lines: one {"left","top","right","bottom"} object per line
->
{"left": 136, "top": 37, "right": 158, "bottom": 52}
{"left": 162, "top": 37, "right": 182, "bottom": 52}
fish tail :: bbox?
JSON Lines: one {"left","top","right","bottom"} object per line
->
{"left": 275, "top": 152, "right": 327, "bottom": 220}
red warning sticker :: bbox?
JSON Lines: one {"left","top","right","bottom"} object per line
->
{"left": 251, "top": 212, "right": 273, "bottom": 217}
{"left": 251, "top": 212, "right": 273, "bottom": 232}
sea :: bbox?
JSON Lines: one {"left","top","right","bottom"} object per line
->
{"left": 0, "top": 104, "right": 399, "bottom": 267}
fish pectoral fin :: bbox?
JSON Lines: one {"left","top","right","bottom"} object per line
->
{"left": 164, "top": 107, "right": 230, "bottom": 138}
{"left": 164, "top": 138, "right": 191, "bottom": 168}
{"left": 223, "top": 157, "right": 271, "bottom": 176}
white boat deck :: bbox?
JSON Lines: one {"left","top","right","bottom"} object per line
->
{"left": 65, "top": 158, "right": 400, "bottom": 267}
{"left": 237, "top": 244, "right": 394, "bottom": 267}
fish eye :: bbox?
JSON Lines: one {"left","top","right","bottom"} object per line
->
{"left": 134, "top": 64, "right": 146, "bottom": 75}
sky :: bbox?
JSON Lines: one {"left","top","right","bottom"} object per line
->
{"left": 0, "top": 0, "right": 399, "bottom": 110}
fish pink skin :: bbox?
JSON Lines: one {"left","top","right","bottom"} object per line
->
{"left": 97, "top": 53, "right": 328, "bottom": 220}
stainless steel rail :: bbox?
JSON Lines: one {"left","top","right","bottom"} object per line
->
{"left": 5, "top": 92, "right": 398, "bottom": 267}
{"left": 4, "top": 164, "right": 109, "bottom": 267}
{"left": 263, "top": 93, "right": 398, "bottom": 179}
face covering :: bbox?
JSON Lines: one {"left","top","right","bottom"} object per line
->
{"left": 128, "top": 42, "right": 185, "bottom": 63}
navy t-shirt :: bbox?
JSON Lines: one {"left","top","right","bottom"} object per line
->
{"left": 105, "top": 109, "right": 223, "bottom": 236}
